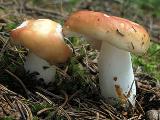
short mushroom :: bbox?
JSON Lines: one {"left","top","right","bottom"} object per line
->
{"left": 11, "top": 19, "right": 72, "bottom": 84}
{"left": 63, "top": 10, "right": 150, "bottom": 106}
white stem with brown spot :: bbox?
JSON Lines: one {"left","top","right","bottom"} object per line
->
{"left": 98, "top": 42, "right": 136, "bottom": 106}
{"left": 24, "top": 52, "right": 56, "bottom": 84}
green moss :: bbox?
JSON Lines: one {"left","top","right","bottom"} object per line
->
{"left": 1, "top": 116, "right": 14, "bottom": 120}
{"left": 132, "top": 42, "right": 160, "bottom": 80}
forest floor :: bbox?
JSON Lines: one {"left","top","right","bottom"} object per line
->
{"left": 0, "top": 0, "right": 160, "bottom": 119}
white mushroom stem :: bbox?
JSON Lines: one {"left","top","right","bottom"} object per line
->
{"left": 98, "top": 42, "right": 136, "bottom": 106}
{"left": 24, "top": 52, "right": 56, "bottom": 84}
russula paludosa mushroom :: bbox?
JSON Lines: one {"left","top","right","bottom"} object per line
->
{"left": 63, "top": 11, "right": 150, "bottom": 106}
{"left": 11, "top": 19, "right": 72, "bottom": 84}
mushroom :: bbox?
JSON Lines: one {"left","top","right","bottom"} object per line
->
{"left": 63, "top": 11, "right": 150, "bottom": 106}
{"left": 11, "top": 19, "right": 72, "bottom": 84}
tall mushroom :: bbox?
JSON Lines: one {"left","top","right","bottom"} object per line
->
{"left": 11, "top": 19, "right": 72, "bottom": 84}
{"left": 63, "top": 11, "right": 150, "bottom": 106}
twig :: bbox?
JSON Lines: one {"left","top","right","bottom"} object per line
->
{"left": 0, "top": 1, "right": 14, "bottom": 6}
{"left": 18, "top": 99, "right": 33, "bottom": 120}
{"left": 23, "top": 3, "right": 64, "bottom": 19}
{"left": 60, "top": 90, "right": 68, "bottom": 108}
{"left": 64, "top": 37, "right": 75, "bottom": 54}
{"left": 37, "top": 107, "right": 54, "bottom": 116}
{"left": 23, "top": 104, "right": 33, "bottom": 120}
{"left": 135, "top": 99, "right": 145, "bottom": 115}
{"left": 96, "top": 112, "right": 100, "bottom": 120}
{"left": 68, "top": 89, "right": 81, "bottom": 101}
{"left": 36, "top": 86, "right": 64, "bottom": 100}
{"left": 128, "top": 116, "right": 138, "bottom": 120}
{"left": 100, "top": 100, "right": 117, "bottom": 114}
{"left": 3, "top": 94, "right": 15, "bottom": 109}
{"left": 5, "top": 69, "right": 30, "bottom": 98}
{"left": 15, "top": 100, "right": 27, "bottom": 120}
{"left": 58, "top": 106, "right": 72, "bottom": 120}
{"left": 100, "top": 106, "right": 122, "bottom": 120}
{"left": 36, "top": 92, "right": 53, "bottom": 105}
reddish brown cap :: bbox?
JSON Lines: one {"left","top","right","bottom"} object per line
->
{"left": 11, "top": 19, "right": 72, "bottom": 64}
{"left": 63, "top": 10, "right": 150, "bottom": 54}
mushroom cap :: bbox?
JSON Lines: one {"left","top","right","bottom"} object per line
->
{"left": 63, "top": 10, "right": 150, "bottom": 54}
{"left": 11, "top": 19, "right": 72, "bottom": 64}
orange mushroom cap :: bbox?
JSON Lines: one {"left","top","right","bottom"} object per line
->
{"left": 63, "top": 10, "right": 150, "bottom": 54}
{"left": 11, "top": 19, "right": 72, "bottom": 64}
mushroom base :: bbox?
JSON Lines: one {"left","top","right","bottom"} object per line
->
{"left": 98, "top": 42, "right": 136, "bottom": 106}
{"left": 24, "top": 52, "right": 56, "bottom": 84}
